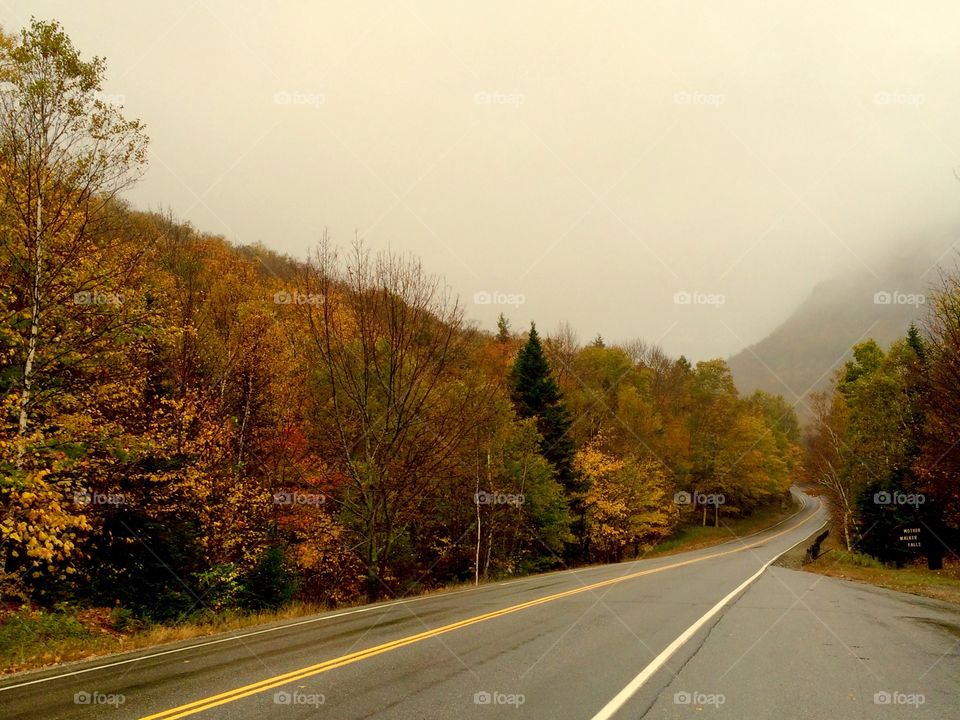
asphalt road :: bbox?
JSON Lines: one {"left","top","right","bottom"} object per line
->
{"left": 2, "top": 488, "right": 958, "bottom": 719}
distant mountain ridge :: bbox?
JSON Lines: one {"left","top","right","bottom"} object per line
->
{"left": 728, "top": 243, "right": 955, "bottom": 420}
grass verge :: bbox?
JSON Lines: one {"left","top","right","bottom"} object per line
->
{"left": 644, "top": 499, "right": 801, "bottom": 558}
{"left": 0, "top": 603, "right": 328, "bottom": 676}
{"left": 779, "top": 523, "right": 960, "bottom": 606}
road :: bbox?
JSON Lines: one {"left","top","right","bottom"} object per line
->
{"left": 1, "top": 487, "right": 958, "bottom": 719}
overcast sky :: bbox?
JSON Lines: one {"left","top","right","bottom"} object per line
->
{"left": 6, "top": 1, "right": 960, "bottom": 360}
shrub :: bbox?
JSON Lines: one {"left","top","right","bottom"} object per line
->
{"left": 241, "top": 546, "right": 299, "bottom": 611}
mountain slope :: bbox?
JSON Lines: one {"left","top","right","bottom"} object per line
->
{"left": 728, "top": 246, "right": 951, "bottom": 418}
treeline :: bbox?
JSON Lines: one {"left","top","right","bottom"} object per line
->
{"left": 806, "top": 275, "right": 960, "bottom": 567}
{"left": 0, "top": 21, "right": 798, "bottom": 620}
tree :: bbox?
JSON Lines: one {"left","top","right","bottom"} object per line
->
{"left": 0, "top": 20, "right": 149, "bottom": 603}
{"left": 921, "top": 273, "right": 960, "bottom": 531}
{"left": 577, "top": 441, "right": 675, "bottom": 562}
{"left": 806, "top": 391, "right": 856, "bottom": 547}
{"left": 806, "top": 335, "right": 935, "bottom": 557}
{"left": 495, "top": 313, "right": 511, "bottom": 343}
{"left": 543, "top": 321, "right": 579, "bottom": 389}
{"left": 509, "top": 322, "right": 582, "bottom": 548}
{"left": 687, "top": 360, "right": 738, "bottom": 520}
{"left": 0, "top": 20, "right": 148, "bottom": 460}
{"left": 510, "top": 323, "right": 575, "bottom": 480}
{"left": 471, "top": 411, "right": 571, "bottom": 578}
{"left": 303, "top": 239, "right": 495, "bottom": 597}
{"left": 748, "top": 391, "right": 801, "bottom": 446}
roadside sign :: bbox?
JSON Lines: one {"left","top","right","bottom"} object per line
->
{"left": 896, "top": 526, "right": 923, "bottom": 550}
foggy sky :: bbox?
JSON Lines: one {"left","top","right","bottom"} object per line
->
{"left": 6, "top": 1, "right": 960, "bottom": 361}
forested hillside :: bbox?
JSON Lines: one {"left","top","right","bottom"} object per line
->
{"left": 728, "top": 248, "right": 944, "bottom": 419}
{"left": 805, "top": 272, "right": 960, "bottom": 566}
{"left": 0, "top": 20, "right": 799, "bottom": 622}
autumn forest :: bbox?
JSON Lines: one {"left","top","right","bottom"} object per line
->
{"left": 2, "top": 19, "right": 958, "bottom": 644}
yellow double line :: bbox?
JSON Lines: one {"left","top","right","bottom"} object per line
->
{"left": 143, "top": 505, "right": 820, "bottom": 719}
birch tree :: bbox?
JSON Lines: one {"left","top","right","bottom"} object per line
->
{"left": 0, "top": 19, "right": 147, "bottom": 462}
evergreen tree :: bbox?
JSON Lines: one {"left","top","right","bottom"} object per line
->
{"left": 510, "top": 323, "right": 583, "bottom": 551}
{"left": 496, "top": 313, "right": 512, "bottom": 343}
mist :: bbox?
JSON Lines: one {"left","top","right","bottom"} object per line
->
{"left": 6, "top": 0, "right": 960, "bottom": 360}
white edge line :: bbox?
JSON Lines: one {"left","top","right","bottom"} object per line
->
{"left": 0, "top": 603, "right": 404, "bottom": 692}
{"left": 589, "top": 503, "right": 826, "bottom": 720}
{"left": 0, "top": 493, "right": 820, "bottom": 694}
{"left": 0, "top": 589, "right": 488, "bottom": 693}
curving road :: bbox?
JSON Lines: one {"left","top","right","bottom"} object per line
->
{"left": 2, "top": 488, "right": 958, "bottom": 719}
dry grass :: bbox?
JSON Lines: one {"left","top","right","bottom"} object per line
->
{"left": 644, "top": 500, "right": 801, "bottom": 558}
{"left": 778, "top": 520, "right": 960, "bottom": 606}
{"left": 805, "top": 549, "right": 960, "bottom": 605}
{"left": 0, "top": 602, "right": 329, "bottom": 676}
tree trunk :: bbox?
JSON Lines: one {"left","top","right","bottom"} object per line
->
{"left": 474, "top": 452, "right": 481, "bottom": 586}
{"left": 237, "top": 374, "right": 253, "bottom": 464}
{"left": 17, "top": 192, "right": 42, "bottom": 466}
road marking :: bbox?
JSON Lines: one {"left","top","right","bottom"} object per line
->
{"left": 590, "top": 505, "right": 827, "bottom": 720}
{"left": 0, "top": 492, "right": 814, "bottom": 694}
{"left": 0, "top": 596, "right": 452, "bottom": 693}
{"left": 140, "top": 502, "right": 824, "bottom": 720}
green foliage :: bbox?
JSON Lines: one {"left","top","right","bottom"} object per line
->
{"left": 82, "top": 511, "right": 207, "bottom": 622}
{"left": 748, "top": 391, "right": 801, "bottom": 446}
{"left": 0, "top": 607, "right": 88, "bottom": 646}
{"left": 831, "top": 550, "right": 884, "bottom": 568}
{"left": 0, "top": 606, "right": 91, "bottom": 666}
{"left": 809, "top": 318, "right": 960, "bottom": 564}
{"left": 108, "top": 606, "right": 144, "bottom": 633}
{"left": 195, "top": 564, "right": 243, "bottom": 612}
{"left": 241, "top": 546, "right": 299, "bottom": 611}
{"left": 510, "top": 324, "right": 577, "bottom": 490}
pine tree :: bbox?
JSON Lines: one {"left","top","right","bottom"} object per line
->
{"left": 496, "top": 313, "right": 512, "bottom": 343}
{"left": 509, "top": 323, "right": 583, "bottom": 550}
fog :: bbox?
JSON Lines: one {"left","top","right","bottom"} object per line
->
{"left": 6, "top": 1, "right": 960, "bottom": 360}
